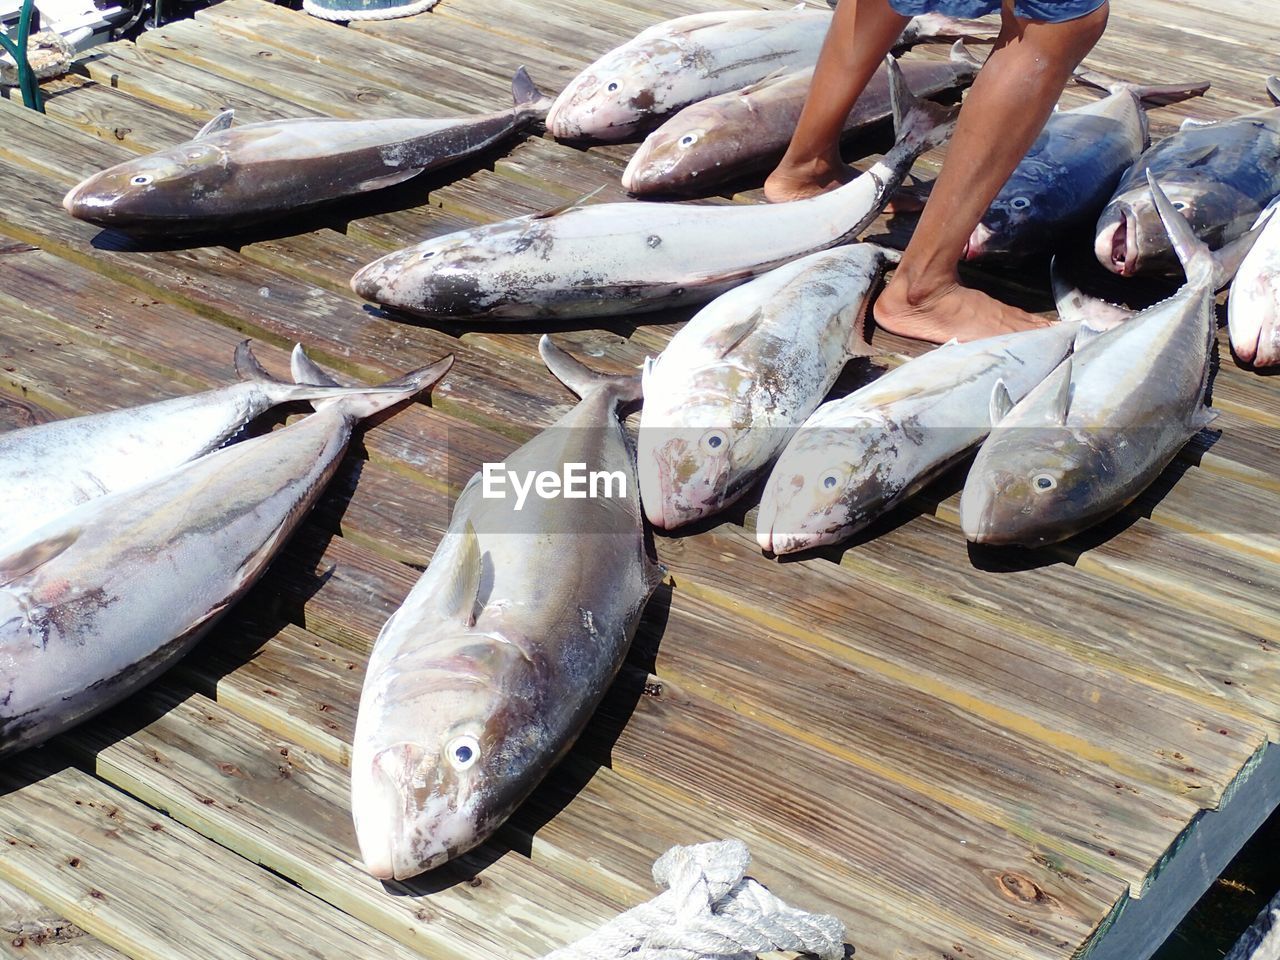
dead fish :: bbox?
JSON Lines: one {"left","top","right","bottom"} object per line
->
{"left": 965, "top": 74, "right": 1209, "bottom": 261}
{"left": 62, "top": 68, "right": 551, "bottom": 234}
{"left": 0, "top": 351, "right": 452, "bottom": 758}
{"left": 962, "top": 172, "right": 1220, "bottom": 547}
{"left": 546, "top": 8, "right": 994, "bottom": 142}
{"left": 622, "top": 42, "right": 978, "bottom": 197}
{"left": 350, "top": 337, "right": 661, "bottom": 880}
{"left": 0, "top": 341, "right": 391, "bottom": 548}
{"left": 756, "top": 323, "right": 1078, "bottom": 554}
{"left": 637, "top": 244, "right": 894, "bottom": 530}
{"left": 351, "top": 58, "right": 955, "bottom": 320}
{"left": 1228, "top": 196, "right": 1280, "bottom": 366}
{"left": 1094, "top": 77, "right": 1280, "bottom": 277}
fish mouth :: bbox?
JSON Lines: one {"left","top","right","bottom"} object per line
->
{"left": 351, "top": 258, "right": 393, "bottom": 304}
{"left": 1095, "top": 205, "right": 1138, "bottom": 277}
{"left": 962, "top": 222, "right": 995, "bottom": 262}
{"left": 62, "top": 182, "right": 114, "bottom": 225}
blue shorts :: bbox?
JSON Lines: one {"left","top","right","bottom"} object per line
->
{"left": 888, "top": 0, "right": 1105, "bottom": 22}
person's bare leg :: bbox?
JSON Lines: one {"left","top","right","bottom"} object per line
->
{"left": 874, "top": 0, "right": 1109, "bottom": 343}
{"left": 763, "top": 0, "right": 908, "bottom": 203}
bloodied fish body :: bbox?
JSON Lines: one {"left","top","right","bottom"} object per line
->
{"left": 756, "top": 322, "right": 1079, "bottom": 554}
{"left": 62, "top": 69, "right": 551, "bottom": 233}
{"left": 622, "top": 46, "right": 977, "bottom": 196}
{"left": 1094, "top": 85, "right": 1280, "bottom": 276}
{"left": 964, "top": 174, "right": 1217, "bottom": 547}
{"left": 350, "top": 338, "right": 661, "bottom": 880}
{"left": 352, "top": 58, "right": 955, "bottom": 320}
{"left": 967, "top": 80, "right": 1210, "bottom": 261}
{"left": 0, "top": 354, "right": 452, "bottom": 757}
{"left": 637, "top": 244, "right": 895, "bottom": 530}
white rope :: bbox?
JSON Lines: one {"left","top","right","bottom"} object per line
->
{"left": 301, "top": 0, "right": 438, "bottom": 21}
{"left": 541, "top": 840, "right": 845, "bottom": 960}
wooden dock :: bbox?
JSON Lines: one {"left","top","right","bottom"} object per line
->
{"left": 1, "top": 0, "right": 1278, "bottom": 957}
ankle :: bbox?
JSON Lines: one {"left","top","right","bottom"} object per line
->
{"left": 885, "top": 268, "right": 958, "bottom": 310}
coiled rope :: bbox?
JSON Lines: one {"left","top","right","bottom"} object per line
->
{"left": 541, "top": 840, "right": 845, "bottom": 960}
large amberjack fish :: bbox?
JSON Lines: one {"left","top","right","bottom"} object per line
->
{"left": 623, "top": 43, "right": 978, "bottom": 197}
{"left": 62, "top": 68, "right": 552, "bottom": 234}
{"left": 962, "top": 173, "right": 1220, "bottom": 547}
{"left": 637, "top": 244, "right": 894, "bottom": 530}
{"left": 351, "top": 337, "right": 661, "bottom": 880}
{"left": 1228, "top": 196, "right": 1280, "bottom": 366}
{"left": 1094, "top": 77, "right": 1280, "bottom": 277}
{"left": 965, "top": 74, "right": 1209, "bottom": 261}
{"left": 0, "top": 352, "right": 452, "bottom": 758}
{"left": 351, "top": 58, "right": 956, "bottom": 320}
{"left": 0, "top": 341, "right": 391, "bottom": 547}
{"left": 756, "top": 323, "right": 1078, "bottom": 555}
{"left": 546, "top": 8, "right": 994, "bottom": 142}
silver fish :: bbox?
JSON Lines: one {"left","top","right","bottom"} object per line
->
{"left": 637, "top": 244, "right": 894, "bottom": 530}
{"left": 350, "top": 337, "right": 661, "bottom": 880}
{"left": 756, "top": 323, "right": 1079, "bottom": 554}
{"left": 1228, "top": 195, "right": 1280, "bottom": 366}
{"left": 62, "top": 68, "right": 551, "bottom": 234}
{"left": 0, "top": 341, "right": 388, "bottom": 547}
{"left": 964, "top": 76, "right": 1208, "bottom": 261}
{"left": 1094, "top": 77, "right": 1280, "bottom": 277}
{"left": 351, "top": 58, "right": 955, "bottom": 320}
{"left": 963, "top": 172, "right": 1218, "bottom": 547}
{"left": 0, "top": 351, "right": 452, "bottom": 757}
{"left": 622, "top": 43, "right": 978, "bottom": 197}
{"left": 547, "top": 8, "right": 992, "bottom": 142}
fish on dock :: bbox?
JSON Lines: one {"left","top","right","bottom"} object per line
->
{"left": 350, "top": 57, "right": 955, "bottom": 320}
{"left": 61, "top": 68, "right": 552, "bottom": 234}
{"left": 0, "top": 341, "right": 390, "bottom": 547}
{"left": 350, "top": 337, "right": 661, "bottom": 880}
{"left": 637, "top": 244, "right": 895, "bottom": 530}
{"left": 546, "top": 7, "right": 994, "bottom": 142}
{"left": 964, "top": 74, "right": 1209, "bottom": 262}
{"left": 962, "top": 173, "right": 1222, "bottom": 547}
{"left": 1094, "top": 77, "right": 1280, "bottom": 277}
{"left": 0, "top": 351, "right": 452, "bottom": 758}
{"left": 1228, "top": 195, "right": 1280, "bottom": 367}
{"left": 756, "top": 323, "right": 1079, "bottom": 555}
{"left": 622, "top": 42, "right": 979, "bottom": 198}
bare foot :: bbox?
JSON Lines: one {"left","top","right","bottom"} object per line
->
{"left": 873, "top": 275, "right": 1053, "bottom": 344}
{"left": 763, "top": 156, "right": 854, "bottom": 203}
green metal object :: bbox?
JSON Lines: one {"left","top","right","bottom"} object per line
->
{"left": 0, "top": 0, "right": 44, "bottom": 112}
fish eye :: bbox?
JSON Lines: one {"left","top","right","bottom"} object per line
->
{"left": 821, "top": 470, "right": 841, "bottom": 490}
{"left": 130, "top": 174, "right": 153, "bottom": 185}
{"left": 1172, "top": 200, "right": 1187, "bottom": 210}
{"left": 699, "top": 429, "right": 728, "bottom": 454}
{"left": 421, "top": 250, "right": 436, "bottom": 260}
{"left": 1032, "top": 473, "right": 1057, "bottom": 492}
{"left": 446, "top": 735, "right": 480, "bottom": 771}
{"left": 606, "top": 81, "right": 619, "bottom": 93}
{"left": 679, "top": 133, "right": 698, "bottom": 148}
{"left": 1009, "top": 196, "right": 1030, "bottom": 210}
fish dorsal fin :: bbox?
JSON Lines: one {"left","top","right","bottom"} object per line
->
{"left": 234, "top": 340, "right": 287, "bottom": 385}
{"left": 1042, "top": 357, "right": 1073, "bottom": 425}
{"left": 1147, "top": 170, "right": 1213, "bottom": 286}
{"left": 532, "top": 187, "right": 603, "bottom": 220}
{"left": 940, "top": 337, "right": 960, "bottom": 348}
{"left": 715, "top": 309, "right": 761, "bottom": 359}
{"left": 195, "top": 109, "right": 234, "bottom": 139}
{"left": 1, "top": 530, "right": 80, "bottom": 586}
{"left": 1180, "top": 116, "right": 1216, "bottom": 131}
{"left": 290, "top": 344, "right": 342, "bottom": 387}
{"left": 949, "top": 39, "right": 982, "bottom": 71}
{"left": 1211, "top": 203, "right": 1276, "bottom": 289}
{"left": 438, "top": 521, "right": 481, "bottom": 627}
{"left": 989, "top": 378, "right": 1013, "bottom": 426}
{"left": 1267, "top": 76, "right": 1280, "bottom": 105}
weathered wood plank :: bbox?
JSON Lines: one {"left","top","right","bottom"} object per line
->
{"left": 0, "top": 879, "right": 125, "bottom": 960}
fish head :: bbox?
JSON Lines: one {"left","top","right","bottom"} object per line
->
{"left": 1230, "top": 254, "right": 1280, "bottom": 366}
{"left": 755, "top": 418, "right": 887, "bottom": 555}
{"left": 1096, "top": 178, "right": 1245, "bottom": 277}
{"left": 967, "top": 165, "right": 1077, "bottom": 261}
{"left": 351, "top": 630, "right": 551, "bottom": 880}
{"left": 546, "top": 44, "right": 676, "bottom": 141}
{"left": 62, "top": 142, "right": 234, "bottom": 228}
{"left": 960, "top": 427, "right": 1107, "bottom": 547}
{"left": 621, "top": 119, "right": 722, "bottom": 195}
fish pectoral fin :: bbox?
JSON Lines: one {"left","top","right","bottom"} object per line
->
{"left": 1191, "top": 405, "right": 1219, "bottom": 431}
{"left": 437, "top": 520, "right": 482, "bottom": 627}
{"left": 356, "top": 169, "right": 425, "bottom": 193}
{"left": 0, "top": 529, "right": 81, "bottom": 586}
{"left": 1180, "top": 142, "right": 1220, "bottom": 166}
{"left": 195, "top": 109, "right": 235, "bottom": 139}
{"left": 714, "top": 309, "right": 762, "bottom": 360}
{"left": 989, "top": 378, "right": 1014, "bottom": 426}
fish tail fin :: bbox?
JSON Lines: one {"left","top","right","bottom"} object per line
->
{"left": 1147, "top": 171, "right": 1213, "bottom": 287}
{"left": 512, "top": 66, "right": 554, "bottom": 120}
{"left": 1210, "top": 201, "right": 1276, "bottom": 290}
{"left": 540, "top": 335, "right": 642, "bottom": 405}
{"left": 901, "top": 12, "right": 998, "bottom": 45}
{"left": 234, "top": 340, "right": 289, "bottom": 385}
{"left": 291, "top": 351, "right": 454, "bottom": 417}
{"left": 888, "top": 54, "right": 958, "bottom": 154}
{"left": 1071, "top": 66, "right": 1210, "bottom": 106}
{"left": 1050, "top": 256, "right": 1133, "bottom": 339}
